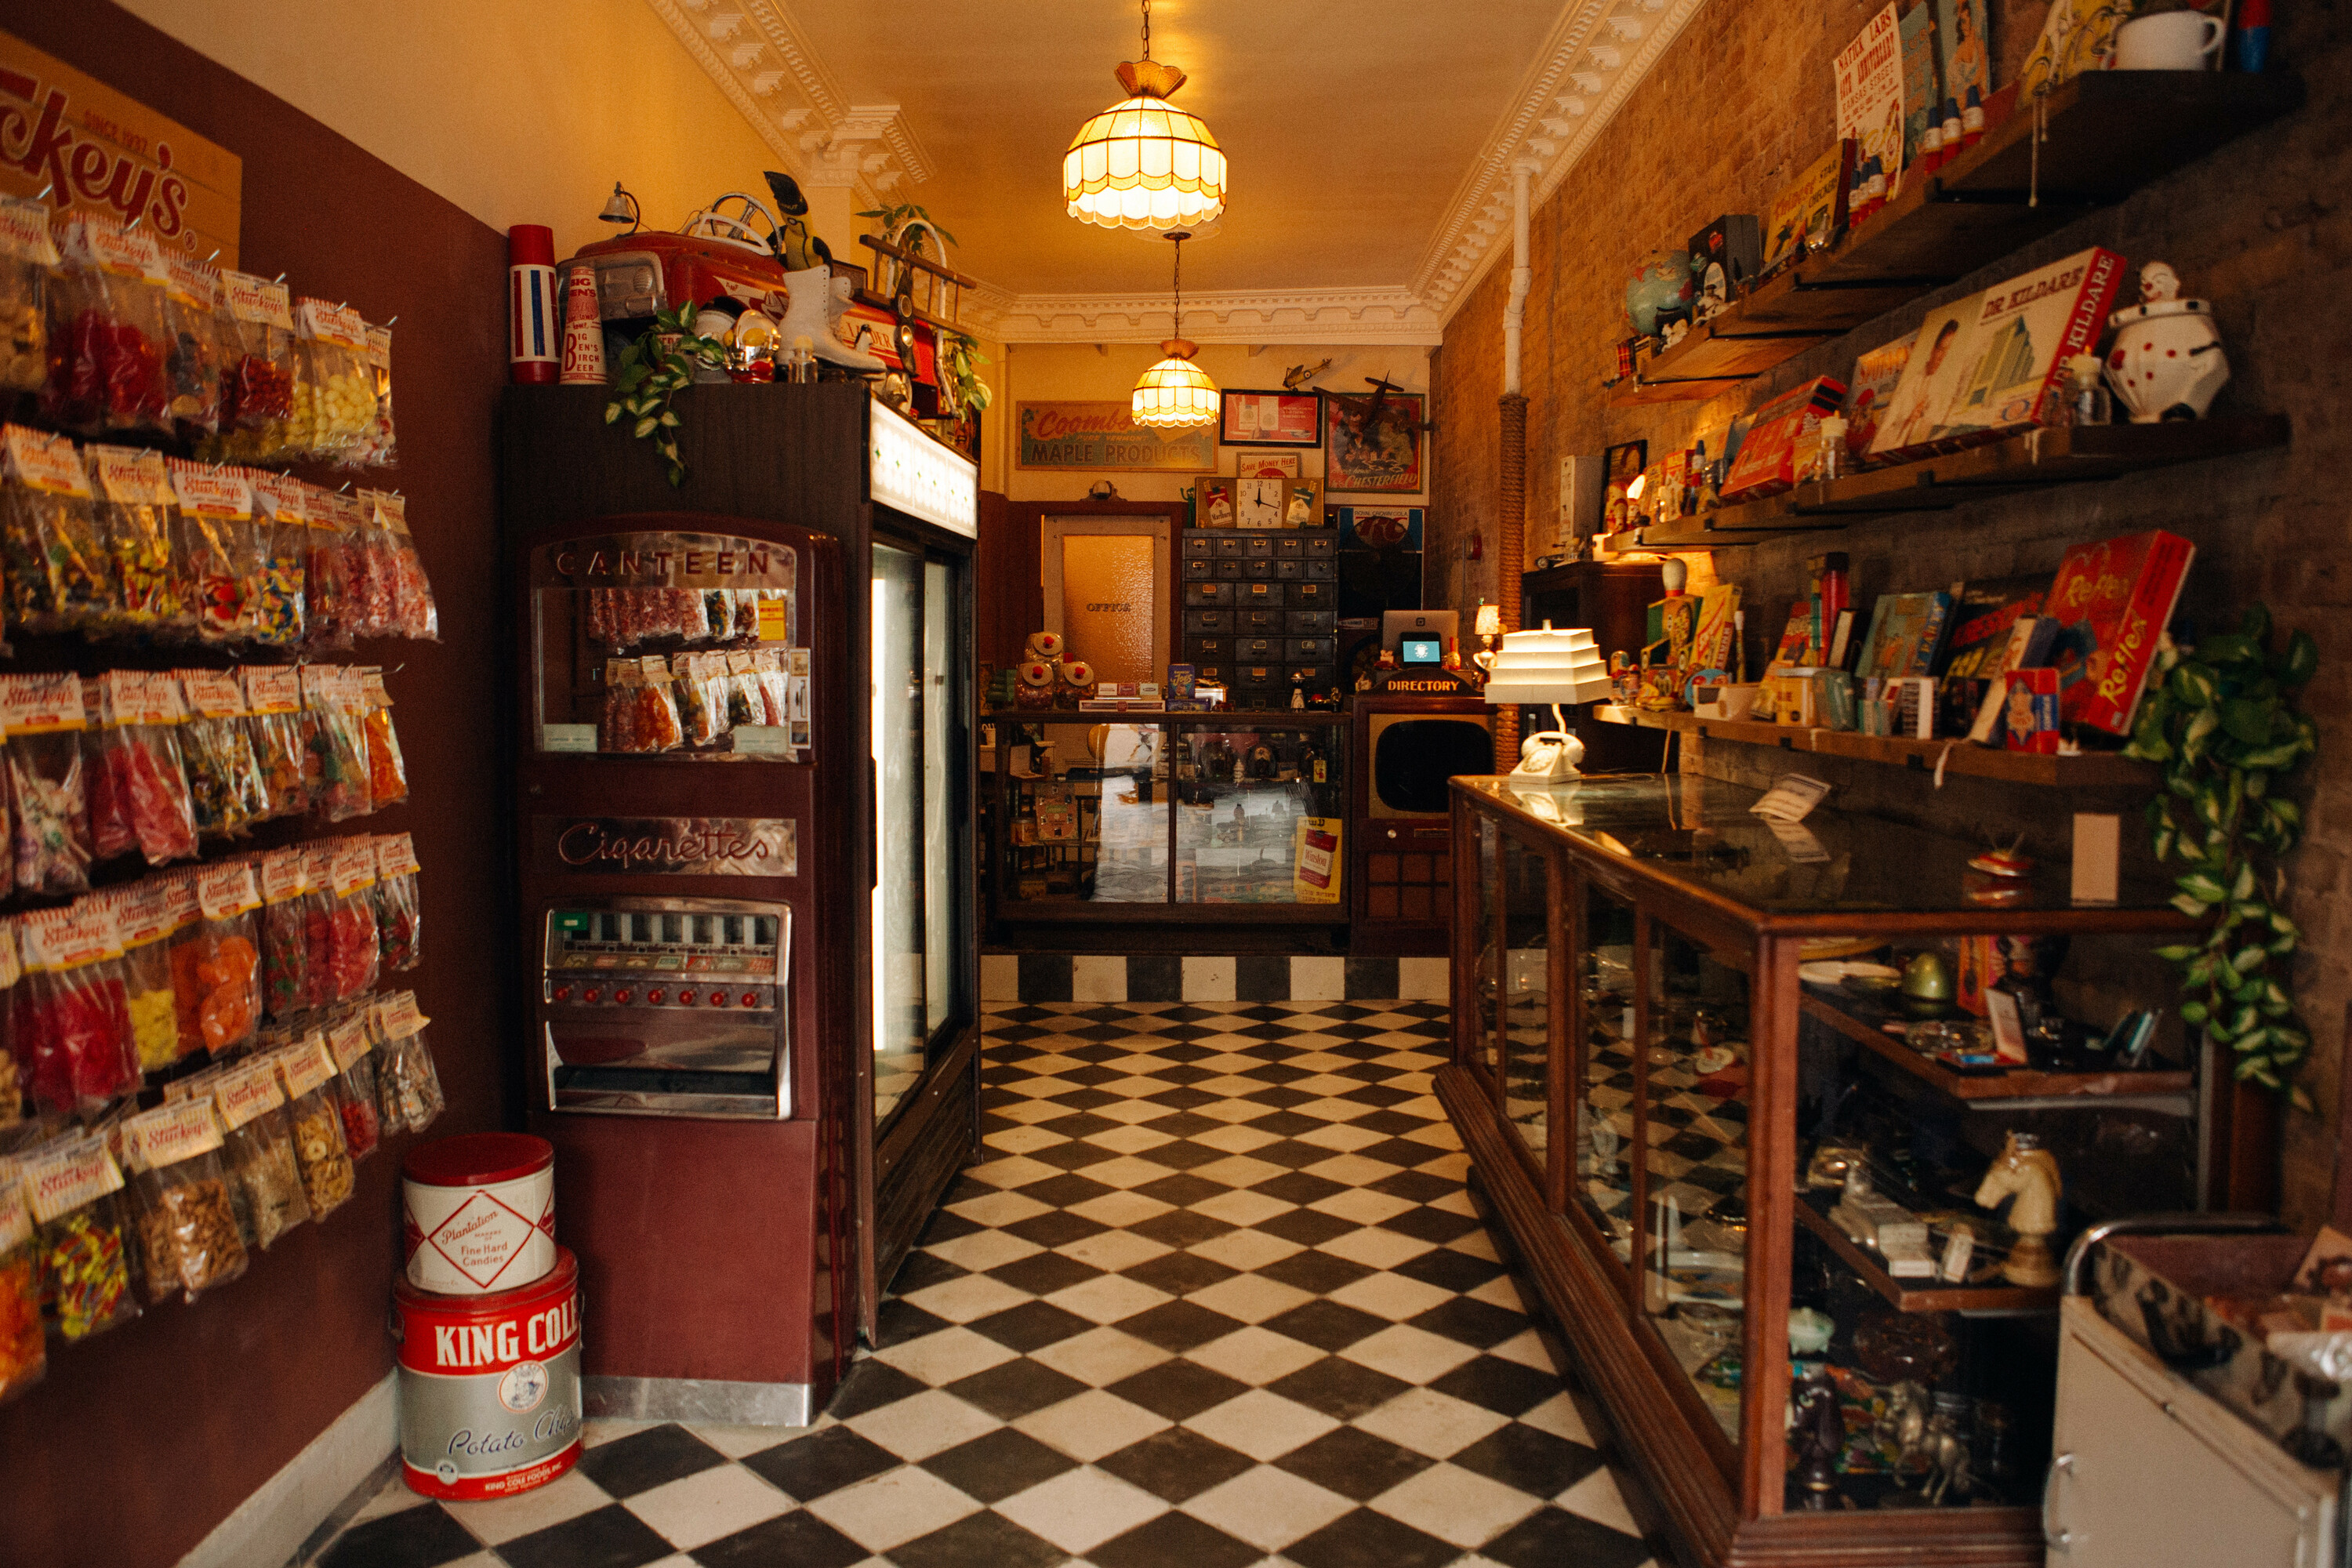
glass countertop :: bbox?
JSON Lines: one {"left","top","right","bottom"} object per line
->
{"left": 1457, "top": 774, "right": 2187, "bottom": 930}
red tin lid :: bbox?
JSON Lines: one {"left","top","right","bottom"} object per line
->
{"left": 403, "top": 1132, "right": 553, "bottom": 1189}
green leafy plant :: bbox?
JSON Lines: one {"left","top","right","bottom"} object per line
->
{"left": 855, "top": 201, "right": 957, "bottom": 252}
{"left": 2126, "top": 606, "right": 2319, "bottom": 1105}
{"left": 940, "top": 332, "right": 993, "bottom": 418}
{"left": 604, "top": 302, "right": 728, "bottom": 486}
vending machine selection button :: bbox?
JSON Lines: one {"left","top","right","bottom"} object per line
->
{"left": 707, "top": 989, "right": 728, "bottom": 1006}
{"left": 647, "top": 989, "right": 666, "bottom": 1004}
{"left": 583, "top": 988, "right": 602, "bottom": 1004}
{"left": 677, "top": 992, "right": 697, "bottom": 1005}
{"left": 740, "top": 992, "right": 759, "bottom": 1007}
{"left": 553, "top": 985, "right": 572, "bottom": 1002}
{"left": 615, "top": 989, "right": 634, "bottom": 1005}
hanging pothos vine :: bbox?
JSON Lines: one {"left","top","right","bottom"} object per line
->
{"left": 604, "top": 303, "right": 728, "bottom": 486}
{"left": 2125, "top": 606, "right": 2319, "bottom": 1106}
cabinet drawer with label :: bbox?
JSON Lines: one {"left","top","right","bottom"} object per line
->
{"left": 1286, "top": 609, "right": 1337, "bottom": 634}
{"left": 1288, "top": 581, "right": 1332, "bottom": 609}
{"left": 1240, "top": 558, "right": 1276, "bottom": 580}
{"left": 1242, "top": 537, "right": 1275, "bottom": 559}
{"left": 1304, "top": 535, "right": 1337, "bottom": 560}
{"left": 1239, "top": 608, "right": 1284, "bottom": 633}
{"left": 1183, "top": 609, "right": 1232, "bottom": 633}
{"left": 1184, "top": 580, "right": 1233, "bottom": 606}
{"left": 1214, "top": 558, "right": 1245, "bottom": 579}
{"left": 1237, "top": 580, "right": 1283, "bottom": 607}
{"left": 1181, "top": 535, "right": 1215, "bottom": 560}
{"left": 1238, "top": 637, "right": 1281, "bottom": 662}
{"left": 1183, "top": 556, "right": 1214, "bottom": 580}
{"left": 1288, "top": 637, "right": 1335, "bottom": 662}
{"left": 1304, "top": 559, "right": 1336, "bottom": 582}
{"left": 1188, "top": 636, "right": 1229, "bottom": 660}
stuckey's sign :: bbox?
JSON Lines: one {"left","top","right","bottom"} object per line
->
{"left": 534, "top": 817, "right": 798, "bottom": 878}
{"left": 0, "top": 30, "right": 241, "bottom": 265}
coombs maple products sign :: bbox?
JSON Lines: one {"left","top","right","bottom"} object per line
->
{"left": 0, "top": 29, "right": 241, "bottom": 265}
{"left": 1017, "top": 401, "right": 1214, "bottom": 472}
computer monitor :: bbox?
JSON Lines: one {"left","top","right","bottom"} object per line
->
{"left": 1399, "top": 637, "right": 1442, "bottom": 666}
{"left": 1381, "top": 610, "right": 1457, "bottom": 656}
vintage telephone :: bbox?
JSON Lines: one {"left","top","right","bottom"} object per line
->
{"left": 1510, "top": 704, "right": 1587, "bottom": 784}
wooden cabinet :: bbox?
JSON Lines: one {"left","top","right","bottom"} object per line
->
{"left": 1444, "top": 774, "right": 2267, "bottom": 1567}
{"left": 1519, "top": 561, "right": 1663, "bottom": 773}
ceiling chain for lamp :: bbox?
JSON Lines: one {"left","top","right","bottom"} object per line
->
{"left": 1064, "top": 0, "right": 1228, "bottom": 232}
{"left": 1131, "top": 231, "right": 1218, "bottom": 429}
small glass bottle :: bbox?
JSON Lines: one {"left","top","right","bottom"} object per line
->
{"left": 1815, "top": 416, "right": 1848, "bottom": 484}
{"left": 2063, "top": 354, "right": 2111, "bottom": 426}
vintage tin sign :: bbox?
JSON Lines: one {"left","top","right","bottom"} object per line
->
{"left": 533, "top": 816, "right": 797, "bottom": 877}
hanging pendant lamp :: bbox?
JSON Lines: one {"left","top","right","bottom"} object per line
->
{"left": 1132, "top": 232, "right": 1218, "bottom": 430}
{"left": 1065, "top": 0, "right": 1227, "bottom": 232}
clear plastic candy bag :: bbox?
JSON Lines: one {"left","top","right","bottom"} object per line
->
{"left": 164, "top": 458, "right": 255, "bottom": 644}
{"left": 372, "top": 832, "right": 420, "bottom": 973}
{"left": 2, "top": 673, "right": 93, "bottom": 896}
{"left": 3, "top": 424, "right": 116, "bottom": 635}
{"left": 291, "top": 298, "right": 374, "bottom": 462}
{"left": 359, "top": 669, "right": 406, "bottom": 807}
{"left": 186, "top": 862, "right": 263, "bottom": 1058}
{"left": 173, "top": 669, "right": 267, "bottom": 839}
{"left": 373, "top": 991, "right": 442, "bottom": 1133}
{"left": 121, "top": 1101, "right": 249, "bottom": 1304}
{"left": 209, "top": 1060, "right": 310, "bottom": 1249}
{"left": 84, "top": 444, "right": 189, "bottom": 635}
{"left": 109, "top": 879, "right": 187, "bottom": 1073}
{"left": 208, "top": 270, "right": 296, "bottom": 464}
{"left": 257, "top": 848, "right": 312, "bottom": 1023}
{"left": 0, "top": 195, "right": 58, "bottom": 396}
{"left": 241, "top": 665, "right": 309, "bottom": 820}
{"left": 325, "top": 838, "right": 379, "bottom": 1003}
{"left": 247, "top": 473, "right": 307, "bottom": 648}
{"left": 22, "top": 1134, "right": 140, "bottom": 1342}
{"left": 0, "top": 1173, "right": 47, "bottom": 1403}
{"left": 274, "top": 1035, "right": 354, "bottom": 1219}
{"left": 326, "top": 1011, "right": 379, "bottom": 1160}
{"left": 159, "top": 254, "right": 224, "bottom": 443}
{"left": 43, "top": 212, "right": 171, "bottom": 438}
{"left": 302, "top": 666, "right": 372, "bottom": 822}
{"left": 85, "top": 672, "right": 197, "bottom": 867}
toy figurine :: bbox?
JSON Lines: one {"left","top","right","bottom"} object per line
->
{"left": 1918, "top": 1411, "right": 1975, "bottom": 1505}
{"left": 1791, "top": 1365, "right": 1846, "bottom": 1508}
{"left": 2106, "top": 261, "right": 2230, "bottom": 423}
{"left": 1973, "top": 1131, "right": 2063, "bottom": 1287}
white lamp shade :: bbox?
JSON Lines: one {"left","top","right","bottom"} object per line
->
{"left": 1485, "top": 626, "right": 1612, "bottom": 706}
{"left": 1474, "top": 604, "right": 1503, "bottom": 637}
{"left": 1131, "top": 348, "right": 1219, "bottom": 428}
{"left": 1064, "top": 65, "right": 1228, "bottom": 233}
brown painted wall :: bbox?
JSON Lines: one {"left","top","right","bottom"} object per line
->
{"left": 0, "top": 5, "right": 510, "bottom": 1564}
{"left": 1430, "top": 5, "right": 2352, "bottom": 1224}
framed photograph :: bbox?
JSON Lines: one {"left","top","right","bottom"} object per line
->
{"left": 1325, "top": 391, "right": 1425, "bottom": 493}
{"left": 1984, "top": 986, "right": 2027, "bottom": 1065}
{"left": 1602, "top": 439, "right": 1647, "bottom": 532}
{"left": 1219, "top": 389, "right": 1322, "bottom": 447}
{"left": 1232, "top": 449, "right": 1301, "bottom": 479}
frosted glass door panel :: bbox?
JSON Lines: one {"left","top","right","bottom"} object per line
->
{"left": 872, "top": 544, "right": 925, "bottom": 1123}
{"left": 923, "top": 560, "right": 952, "bottom": 1036}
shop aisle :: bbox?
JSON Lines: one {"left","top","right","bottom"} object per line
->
{"left": 308, "top": 1000, "right": 1660, "bottom": 1568}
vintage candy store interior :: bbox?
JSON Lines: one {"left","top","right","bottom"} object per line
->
{"left": 2, "top": 2, "right": 2351, "bottom": 1566}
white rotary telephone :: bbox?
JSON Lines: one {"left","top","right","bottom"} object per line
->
{"left": 1510, "top": 722, "right": 1585, "bottom": 784}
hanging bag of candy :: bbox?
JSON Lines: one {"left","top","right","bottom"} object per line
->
{"left": 159, "top": 253, "right": 224, "bottom": 444}
{"left": 274, "top": 1033, "right": 354, "bottom": 1219}
{"left": 42, "top": 212, "right": 171, "bottom": 438}
{"left": 109, "top": 879, "right": 186, "bottom": 1074}
{"left": 85, "top": 445, "right": 188, "bottom": 635}
{"left": 0, "top": 1168, "right": 47, "bottom": 1403}
{"left": 348, "top": 488, "right": 400, "bottom": 638}
{"left": 299, "top": 483, "right": 358, "bottom": 652}
{"left": 299, "top": 844, "right": 338, "bottom": 1011}
{"left": 325, "top": 1009, "right": 380, "bottom": 1160}
{"left": 372, "top": 492, "right": 437, "bottom": 642}
{"left": 2, "top": 672, "right": 93, "bottom": 895}
{"left": 373, "top": 990, "right": 443, "bottom": 1133}
{"left": 0, "top": 920, "right": 22, "bottom": 1127}
{"left": 290, "top": 298, "right": 373, "bottom": 462}
{"left": 326, "top": 837, "right": 380, "bottom": 1002}
{"left": 20, "top": 1134, "right": 140, "bottom": 1343}
{"left": 91, "top": 672, "right": 197, "bottom": 866}
{"left": 0, "top": 194, "right": 58, "bottom": 397}
{"left": 247, "top": 472, "right": 308, "bottom": 648}
{"left": 15, "top": 902, "right": 135, "bottom": 1112}
{"left": 358, "top": 668, "right": 407, "bottom": 806}
{"left": 157, "top": 872, "right": 209, "bottom": 1062}
{"left": 174, "top": 668, "right": 266, "bottom": 838}
{"left": 189, "top": 861, "right": 263, "bottom": 1056}
{"left": 373, "top": 831, "right": 421, "bottom": 972}
{"left": 256, "top": 848, "right": 311, "bottom": 1022}
{"left": 81, "top": 676, "right": 133, "bottom": 865}
{"left": 347, "top": 321, "right": 396, "bottom": 470}
{"left": 241, "top": 664, "right": 308, "bottom": 819}
{"left": 2, "top": 424, "right": 116, "bottom": 635}
{"left": 303, "top": 666, "right": 373, "bottom": 821}
{"left": 207, "top": 1058, "right": 310, "bottom": 1248}
{"left": 207, "top": 270, "right": 295, "bottom": 463}
{"left": 163, "top": 457, "right": 254, "bottom": 643}
{"left": 120, "top": 1098, "right": 249, "bottom": 1304}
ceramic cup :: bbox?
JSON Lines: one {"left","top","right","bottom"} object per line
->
{"left": 2112, "top": 11, "right": 2225, "bottom": 69}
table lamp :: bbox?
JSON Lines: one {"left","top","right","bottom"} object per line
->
{"left": 1473, "top": 603, "right": 1504, "bottom": 678}
{"left": 1485, "top": 623, "right": 1613, "bottom": 782}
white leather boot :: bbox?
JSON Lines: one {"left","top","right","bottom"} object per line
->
{"left": 779, "top": 266, "right": 885, "bottom": 372}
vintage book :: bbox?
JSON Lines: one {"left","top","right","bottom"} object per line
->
{"left": 2044, "top": 528, "right": 2196, "bottom": 735}
{"left": 2020, "top": 0, "right": 2122, "bottom": 99}
{"left": 1844, "top": 332, "right": 1916, "bottom": 466}
{"left": 1691, "top": 585, "right": 1743, "bottom": 675}
{"left": 1836, "top": 5, "right": 1908, "bottom": 205}
{"left": 1762, "top": 140, "right": 1857, "bottom": 276}
{"left": 1857, "top": 590, "right": 1955, "bottom": 681}
{"left": 1933, "top": 248, "right": 2129, "bottom": 446}
{"left": 1769, "top": 601, "right": 1815, "bottom": 670}
{"left": 1936, "top": 0, "right": 1991, "bottom": 112}
{"left": 1721, "top": 376, "right": 1849, "bottom": 501}
{"left": 1867, "top": 290, "right": 1986, "bottom": 463}
{"left": 1806, "top": 552, "right": 1850, "bottom": 663}
{"left": 1899, "top": 0, "right": 1941, "bottom": 170}
{"left": 1938, "top": 573, "right": 2051, "bottom": 680}
{"left": 1828, "top": 608, "right": 1859, "bottom": 669}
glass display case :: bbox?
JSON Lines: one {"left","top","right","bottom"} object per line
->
{"left": 1446, "top": 773, "right": 2268, "bottom": 1567}
{"left": 985, "top": 711, "right": 1346, "bottom": 923}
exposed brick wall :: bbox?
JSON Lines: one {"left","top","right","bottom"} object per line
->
{"left": 1431, "top": 2, "right": 2352, "bottom": 1225}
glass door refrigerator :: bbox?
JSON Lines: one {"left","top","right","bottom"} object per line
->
{"left": 504, "top": 385, "right": 978, "bottom": 1424}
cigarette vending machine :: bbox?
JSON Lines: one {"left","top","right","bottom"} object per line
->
{"left": 506, "top": 388, "right": 979, "bottom": 1425}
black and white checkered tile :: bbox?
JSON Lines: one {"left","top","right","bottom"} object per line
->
{"left": 983, "top": 954, "right": 1451, "bottom": 1004}
{"left": 306, "top": 1000, "right": 1658, "bottom": 1568}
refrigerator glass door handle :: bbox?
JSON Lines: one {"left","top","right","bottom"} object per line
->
{"left": 869, "top": 756, "right": 879, "bottom": 890}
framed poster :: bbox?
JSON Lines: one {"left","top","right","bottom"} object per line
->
{"left": 1325, "top": 391, "right": 1425, "bottom": 493}
{"left": 1018, "top": 401, "right": 1216, "bottom": 472}
{"left": 1232, "top": 449, "right": 1300, "bottom": 478}
{"left": 1218, "top": 389, "right": 1321, "bottom": 447}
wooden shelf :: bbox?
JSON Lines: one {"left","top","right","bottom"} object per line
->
{"left": 1798, "top": 989, "right": 2194, "bottom": 1104}
{"left": 1633, "top": 416, "right": 2289, "bottom": 548}
{"left": 1592, "top": 706, "right": 2154, "bottom": 788}
{"left": 1609, "top": 70, "right": 2306, "bottom": 404}
{"left": 1795, "top": 1196, "right": 2058, "bottom": 1314}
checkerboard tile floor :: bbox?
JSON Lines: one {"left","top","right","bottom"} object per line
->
{"left": 307, "top": 1000, "right": 1661, "bottom": 1568}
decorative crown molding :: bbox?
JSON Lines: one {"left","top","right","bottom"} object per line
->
{"left": 1415, "top": 0, "right": 1708, "bottom": 324}
{"left": 974, "top": 286, "right": 1443, "bottom": 347}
